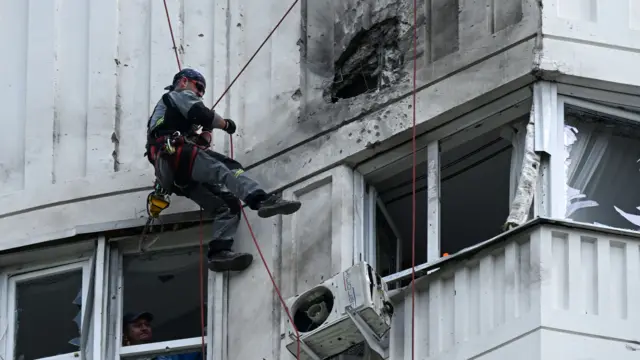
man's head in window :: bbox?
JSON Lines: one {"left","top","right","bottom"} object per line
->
{"left": 122, "top": 311, "right": 154, "bottom": 346}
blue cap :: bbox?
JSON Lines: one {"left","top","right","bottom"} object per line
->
{"left": 123, "top": 311, "right": 154, "bottom": 328}
{"left": 165, "top": 68, "right": 206, "bottom": 94}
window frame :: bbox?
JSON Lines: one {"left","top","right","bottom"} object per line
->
{"left": 3, "top": 257, "right": 92, "bottom": 360}
{"left": 552, "top": 92, "right": 640, "bottom": 223}
{"left": 108, "top": 225, "right": 220, "bottom": 359}
{"left": 357, "top": 86, "right": 533, "bottom": 285}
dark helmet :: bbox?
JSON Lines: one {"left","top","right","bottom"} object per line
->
{"left": 165, "top": 68, "right": 206, "bottom": 94}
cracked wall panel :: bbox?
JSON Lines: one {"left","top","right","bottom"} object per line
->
{"left": 115, "top": 0, "right": 152, "bottom": 173}
{"left": 419, "top": 0, "right": 538, "bottom": 86}
{"left": 23, "top": 0, "right": 56, "bottom": 189}
{"left": 492, "top": 0, "right": 524, "bottom": 33}
{"left": 235, "top": 0, "right": 273, "bottom": 155}
{"left": 326, "top": 0, "right": 414, "bottom": 103}
{"left": 54, "top": 0, "right": 91, "bottom": 183}
{"left": 459, "top": 0, "right": 490, "bottom": 49}
{"left": 86, "top": 0, "right": 118, "bottom": 177}
{"left": 427, "top": 0, "right": 460, "bottom": 62}
{"left": 268, "top": 0, "right": 303, "bottom": 153}
{"left": 302, "top": 0, "right": 335, "bottom": 107}
{"left": 0, "top": 0, "right": 27, "bottom": 194}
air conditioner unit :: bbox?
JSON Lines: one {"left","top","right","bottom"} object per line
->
{"left": 284, "top": 261, "right": 394, "bottom": 360}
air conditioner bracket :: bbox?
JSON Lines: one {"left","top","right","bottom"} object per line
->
{"left": 345, "top": 306, "right": 389, "bottom": 359}
{"left": 288, "top": 333, "right": 323, "bottom": 360}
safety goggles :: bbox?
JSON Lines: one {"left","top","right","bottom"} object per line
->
{"left": 189, "top": 79, "right": 205, "bottom": 95}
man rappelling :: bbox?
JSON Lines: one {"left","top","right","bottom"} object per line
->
{"left": 144, "top": 68, "right": 302, "bottom": 273}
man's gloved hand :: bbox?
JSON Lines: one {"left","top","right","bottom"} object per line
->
{"left": 195, "top": 131, "right": 212, "bottom": 147}
{"left": 224, "top": 119, "right": 236, "bottom": 135}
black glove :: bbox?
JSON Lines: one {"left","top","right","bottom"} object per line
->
{"left": 224, "top": 119, "right": 236, "bottom": 135}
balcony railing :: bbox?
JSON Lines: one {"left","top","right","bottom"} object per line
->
{"left": 385, "top": 218, "right": 640, "bottom": 359}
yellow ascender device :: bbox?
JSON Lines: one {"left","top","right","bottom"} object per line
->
{"left": 147, "top": 191, "right": 171, "bottom": 219}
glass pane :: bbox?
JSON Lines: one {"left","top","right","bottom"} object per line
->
{"left": 375, "top": 206, "right": 397, "bottom": 278}
{"left": 122, "top": 247, "right": 208, "bottom": 346}
{"left": 14, "top": 270, "right": 83, "bottom": 359}
{"left": 564, "top": 106, "right": 640, "bottom": 229}
{"left": 440, "top": 129, "right": 514, "bottom": 255}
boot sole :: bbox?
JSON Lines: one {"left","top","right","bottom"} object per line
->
{"left": 208, "top": 254, "right": 253, "bottom": 272}
{"left": 258, "top": 202, "right": 301, "bottom": 218}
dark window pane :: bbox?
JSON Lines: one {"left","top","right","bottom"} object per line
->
{"left": 14, "top": 270, "right": 83, "bottom": 359}
{"left": 123, "top": 247, "right": 208, "bottom": 345}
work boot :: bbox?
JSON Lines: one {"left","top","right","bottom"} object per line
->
{"left": 256, "top": 195, "right": 302, "bottom": 218}
{"left": 208, "top": 250, "right": 253, "bottom": 272}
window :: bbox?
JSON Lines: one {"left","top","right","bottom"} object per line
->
{"left": 3, "top": 260, "right": 92, "bottom": 360}
{"left": 358, "top": 94, "right": 532, "bottom": 285}
{"left": 561, "top": 101, "right": 640, "bottom": 230}
{"left": 110, "top": 227, "right": 213, "bottom": 360}
{"left": 373, "top": 123, "right": 521, "bottom": 273}
{"left": 439, "top": 125, "right": 517, "bottom": 255}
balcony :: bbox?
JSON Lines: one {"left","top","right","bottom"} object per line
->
{"left": 385, "top": 218, "right": 640, "bottom": 360}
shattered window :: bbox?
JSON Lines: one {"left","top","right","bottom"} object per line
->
{"left": 13, "top": 270, "right": 83, "bottom": 359}
{"left": 122, "top": 246, "right": 208, "bottom": 347}
{"left": 564, "top": 106, "right": 640, "bottom": 230}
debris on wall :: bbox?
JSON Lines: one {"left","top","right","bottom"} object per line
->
{"left": 504, "top": 107, "right": 540, "bottom": 230}
{"left": 324, "top": 17, "right": 405, "bottom": 103}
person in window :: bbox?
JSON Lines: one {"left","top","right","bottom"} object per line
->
{"left": 122, "top": 312, "right": 203, "bottom": 360}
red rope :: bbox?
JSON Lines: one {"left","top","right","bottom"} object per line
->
{"left": 163, "top": 1, "right": 302, "bottom": 359}
{"left": 163, "top": 0, "right": 182, "bottom": 71}
{"left": 411, "top": 0, "right": 418, "bottom": 359}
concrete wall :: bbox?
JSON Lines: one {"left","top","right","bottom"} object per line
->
{"left": 0, "top": 0, "right": 545, "bottom": 358}
{"left": 0, "top": 0, "right": 540, "bottom": 251}
{"left": 539, "top": 0, "right": 640, "bottom": 91}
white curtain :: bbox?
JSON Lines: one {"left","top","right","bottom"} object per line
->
{"left": 564, "top": 112, "right": 640, "bottom": 230}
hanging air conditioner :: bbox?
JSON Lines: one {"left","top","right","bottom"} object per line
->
{"left": 283, "top": 261, "right": 394, "bottom": 360}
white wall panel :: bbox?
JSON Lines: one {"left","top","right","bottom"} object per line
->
{"left": 389, "top": 223, "right": 640, "bottom": 360}
{"left": 540, "top": 0, "right": 640, "bottom": 88}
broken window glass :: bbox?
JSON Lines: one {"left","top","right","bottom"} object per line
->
{"left": 13, "top": 269, "right": 83, "bottom": 359}
{"left": 564, "top": 106, "right": 640, "bottom": 230}
{"left": 122, "top": 246, "right": 208, "bottom": 347}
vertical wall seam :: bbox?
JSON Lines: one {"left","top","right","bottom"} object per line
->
{"left": 21, "top": 0, "right": 30, "bottom": 190}
{"left": 52, "top": 0, "right": 62, "bottom": 183}
{"left": 299, "top": 0, "right": 308, "bottom": 119}
{"left": 113, "top": 0, "right": 122, "bottom": 172}
{"left": 224, "top": 0, "right": 232, "bottom": 153}
{"left": 83, "top": 0, "right": 91, "bottom": 178}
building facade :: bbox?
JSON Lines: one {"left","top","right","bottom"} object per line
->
{"left": 1, "top": 0, "right": 639, "bottom": 359}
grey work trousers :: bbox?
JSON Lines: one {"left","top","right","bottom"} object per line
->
{"left": 180, "top": 183, "right": 241, "bottom": 252}
{"left": 155, "top": 146, "right": 267, "bottom": 252}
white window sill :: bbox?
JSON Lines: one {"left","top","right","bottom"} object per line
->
{"left": 120, "top": 337, "right": 205, "bottom": 357}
